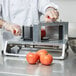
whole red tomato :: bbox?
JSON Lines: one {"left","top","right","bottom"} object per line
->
{"left": 26, "top": 52, "right": 39, "bottom": 64}
{"left": 41, "top": 28, "right": 46, "bottom": 39}
{"left": 36, "top": 49, "right": 48, "bottom": 58}
{"left": 40, "top": 53, "right": 53, "bottom": 65}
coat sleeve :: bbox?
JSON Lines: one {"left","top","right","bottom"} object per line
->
{"left": 0, "top": 1, "right": 2, "bottom": 19}
{"left": 38, "top": 0, "right": 58, "bottom": 14}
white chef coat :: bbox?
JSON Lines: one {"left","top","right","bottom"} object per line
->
{"left": 0, "top": 0, "right": 58, "bottom": 26}
{"left": 0, "top": 0, "right": 58, "bottom": 51}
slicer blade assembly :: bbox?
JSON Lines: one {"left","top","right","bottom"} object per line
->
{"left": 3, "top": 22, "right": 68, "bottom": 59}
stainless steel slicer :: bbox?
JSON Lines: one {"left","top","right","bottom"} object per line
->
{"left": 3, "top": 22, "right": 68, "bottom": 59}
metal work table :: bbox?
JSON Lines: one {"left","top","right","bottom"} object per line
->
{"left": 0, "top": 47, "right": 76, "bottom": 76}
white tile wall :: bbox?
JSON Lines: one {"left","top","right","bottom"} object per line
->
{"left": 52, "top": 0, "right": 76, "bottom": 22}
{"left": 51, "top": 0, "right": 76, "bottom": 37}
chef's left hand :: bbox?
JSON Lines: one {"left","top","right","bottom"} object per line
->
{"left": 44, "top": 7, "right": 59, "bottom": 22}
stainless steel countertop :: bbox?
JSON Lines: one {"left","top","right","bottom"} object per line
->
{"left": 0, "top": 47, "right": 76, "bottom": 76}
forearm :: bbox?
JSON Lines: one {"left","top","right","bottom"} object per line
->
{"left": 0, "top": 19, "right": 6, "bottom": 28}
{"left": 0, "top": 19, "right": 9, "bottom": 29}
{"left": 0, "top": 19, "right": 12, "bottom": 31}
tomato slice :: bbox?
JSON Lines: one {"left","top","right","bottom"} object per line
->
{"left": 47, "top": 16, "right": 51, "bottom": 19}
{"left": 13, "top": 30, "right": 16, "bottom": 34}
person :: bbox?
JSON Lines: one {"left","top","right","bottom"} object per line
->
{"left": 0, "top": 0, "right": 59, "bottom": 36}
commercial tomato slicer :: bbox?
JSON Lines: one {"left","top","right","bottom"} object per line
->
{"left": 3, "top": 22, "right": 68, "bottom": 59}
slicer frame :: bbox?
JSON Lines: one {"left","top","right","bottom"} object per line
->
{"left": 3, "top": 22, "right": 68, "bottom": 59}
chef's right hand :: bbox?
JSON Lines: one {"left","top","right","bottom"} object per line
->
{"left": 44, "top": 7, "right": 59, "bottom": 22}
{"left": 3, "top": 22, "right": 21, "bottom": 36}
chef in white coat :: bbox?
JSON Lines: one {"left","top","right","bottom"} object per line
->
{"left": 0, "top": 0, "right": 59, "bottom": 36}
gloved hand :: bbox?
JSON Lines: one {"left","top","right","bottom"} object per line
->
{"left": 44, "top": 7, "right": 59, "bottom": 22}
{"left": 3, "top": 22, "right": 21, "bottom": 36}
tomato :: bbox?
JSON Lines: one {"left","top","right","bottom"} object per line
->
{"left": 41, "top": 29, "right": 46, "bottom": 39}
{"left": 36, "top": 49, "right": 48, "bottom": 58}
{"left": 26, "top": 52, "right": 39, "bottom": 64}
{"left": 40, "top": 53, "right": 53, "bottom": 65}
